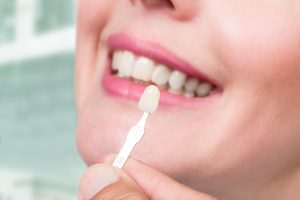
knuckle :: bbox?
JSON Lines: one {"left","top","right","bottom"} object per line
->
{"left": 93, "top": 186, "right": 148, "bottom": 200}
{"left": 115, "top": 191, "right": 148, "bottom": 200}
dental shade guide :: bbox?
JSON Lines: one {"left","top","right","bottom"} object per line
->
{"left": 112, "top": 85, "right": 160, "bottom": 169}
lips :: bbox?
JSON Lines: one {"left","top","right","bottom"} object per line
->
{"left": 102, "top": 33, "right": 222, "bottom": 107}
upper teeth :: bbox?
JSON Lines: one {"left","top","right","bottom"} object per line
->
{"left": 112, "top": 50, "right": 214, "bottom": 98}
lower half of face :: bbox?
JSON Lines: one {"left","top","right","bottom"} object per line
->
{"left": 76, "top": 0, "right": 300, "bottom": 197}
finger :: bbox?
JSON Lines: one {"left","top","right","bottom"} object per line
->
{"left": 102, "top": 155, "right": 218, "bottom": 200}
{"left": 122, "top": 158, "right": 218, "bottom": 200}
{"left": 79, "top": 164, "right": 148, "bottom": 200}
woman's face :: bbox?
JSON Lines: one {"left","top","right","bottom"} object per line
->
{"left": 76, "top": 0, "right": 300, "bottom": 197}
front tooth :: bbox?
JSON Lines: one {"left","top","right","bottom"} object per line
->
{"left": 132, "top": 57, "right": 155, "bottom": 81}
{"left": 184, "top": 78, "right": 199, "bottom": 92}
{"left": 112, "top": 51, "right": 122, "bottom": 71}
{"left": 168, "top": 70, "right": 187, "bottom": 91}
{"left": 118, "top": 51, "right": 135, "bottom": 77}
{"left": 196, "top": 82, "right": 213, "bottom": 97}
{"left": 151, "top": 64, "right": 171, "bottom": 86}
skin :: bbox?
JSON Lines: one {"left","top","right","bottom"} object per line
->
{"left": 76, "top": 0, "right": 300, "bottom": 199}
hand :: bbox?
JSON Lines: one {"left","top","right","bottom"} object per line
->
{"left": 78, "top": 158, "right": 218, "bottom": 200}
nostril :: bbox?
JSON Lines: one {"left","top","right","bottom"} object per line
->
{"left": 165, "top": 0, "right": 174, "bottom": 9}
{"left": 141, "top": 0, "right": 174, "bottom": 9}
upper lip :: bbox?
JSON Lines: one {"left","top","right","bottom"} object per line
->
{"left": 106, "top": 33, "right": 220, "bottom": 87}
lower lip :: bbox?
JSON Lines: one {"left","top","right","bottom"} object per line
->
{"left": 102, "top": 70, "right": 219, "bottom": 108}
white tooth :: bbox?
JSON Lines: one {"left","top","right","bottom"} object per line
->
{"left": 168, "top": 88, "right": 182, "bottom": 95}
{"left": 117, "top": 73, "right": 125, "bottom": 78}
{"left": 184, "top": 91, "right": 195, "bottom": 98}
{"left": 168, "top": 70, "right": 187, "bottom": 91}
{"left": 117, "top": 51, "right": 135, "bottom": 77}
{"left": 196, "top": 82, "right": 213, "bottom": 97}
{"left": 151, "top": 64, "right": 171, "bottom": 86}
{"left": 112, "top": 51, "right": 122, "bottom": 71}
{"left": 132, "top": 57, "right": 155, "bottom": 81}
{"left": 184, "top": 78, "right": 199, "bottom": 92}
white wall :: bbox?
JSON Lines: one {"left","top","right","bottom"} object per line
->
{"left": 0, "top": 168, "right": 34, "bottom": 200}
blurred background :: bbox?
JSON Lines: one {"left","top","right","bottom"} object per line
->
{"left": 0, "top": 0, "right": 85, "bottom": 199}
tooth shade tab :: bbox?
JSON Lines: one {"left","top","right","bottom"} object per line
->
{"left": 138, "top": 85, "right": 160, "bottom": 113}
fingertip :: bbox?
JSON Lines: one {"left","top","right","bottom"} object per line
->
{"left": 79, "top": 164, "right": 120, "bottom": 200}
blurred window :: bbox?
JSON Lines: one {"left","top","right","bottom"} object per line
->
{"left": 35, "top": 0, "right": 75, "bottom": 34}
{"left": 0, "top": 0, "right": 82, "bottom": 198}
{"left": 0, "top": 0, "right": 16, "bottom": 44}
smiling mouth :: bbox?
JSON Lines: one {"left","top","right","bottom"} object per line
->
{"left": 111, "top": 50, "right": 217, "bottom": 98}
{"left": 102, "top": 34, "right": 222, "bottom": 106}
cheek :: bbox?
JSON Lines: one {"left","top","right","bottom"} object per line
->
{"left": 211, "top": 3, "right": 300, "bottom": 86}
{"left": 76, "top": 95, "right": 126, "bottom": 166}
{"left": 76, "top": 0, "right": 115, "bottom": 107}
{"left": 77, "top": 0, "right": 113, "bottom": 33}
{"left": 199, "top": 2, "right": 300, "bottom": 183}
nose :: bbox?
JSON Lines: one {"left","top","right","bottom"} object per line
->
{"left": 140, "top": 0, "right": 198, "bottom": 20}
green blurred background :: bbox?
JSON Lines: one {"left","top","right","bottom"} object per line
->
{"left": 0, "top": 0, "right": 85, "bottom": 199}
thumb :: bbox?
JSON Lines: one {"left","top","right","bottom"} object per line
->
{"left": 79, "top": 159, "right": 218, "bottom": 200}
{"left": 79, "top": 164, "right": 148, "bottom": 200}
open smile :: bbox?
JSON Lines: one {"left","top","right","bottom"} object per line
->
{"left": 102, "top": 34, "right": 222, "bottom": 107}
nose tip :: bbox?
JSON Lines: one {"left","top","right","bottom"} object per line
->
{"left": 140, "top": 0, "right": 197, "bottom": 20}
{"left": 171, "top": 1, "right": 197, "bottom": 20}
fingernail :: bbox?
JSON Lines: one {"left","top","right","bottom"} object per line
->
{"left": 79, "top": 164, "right": 119, "bottom": 200}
